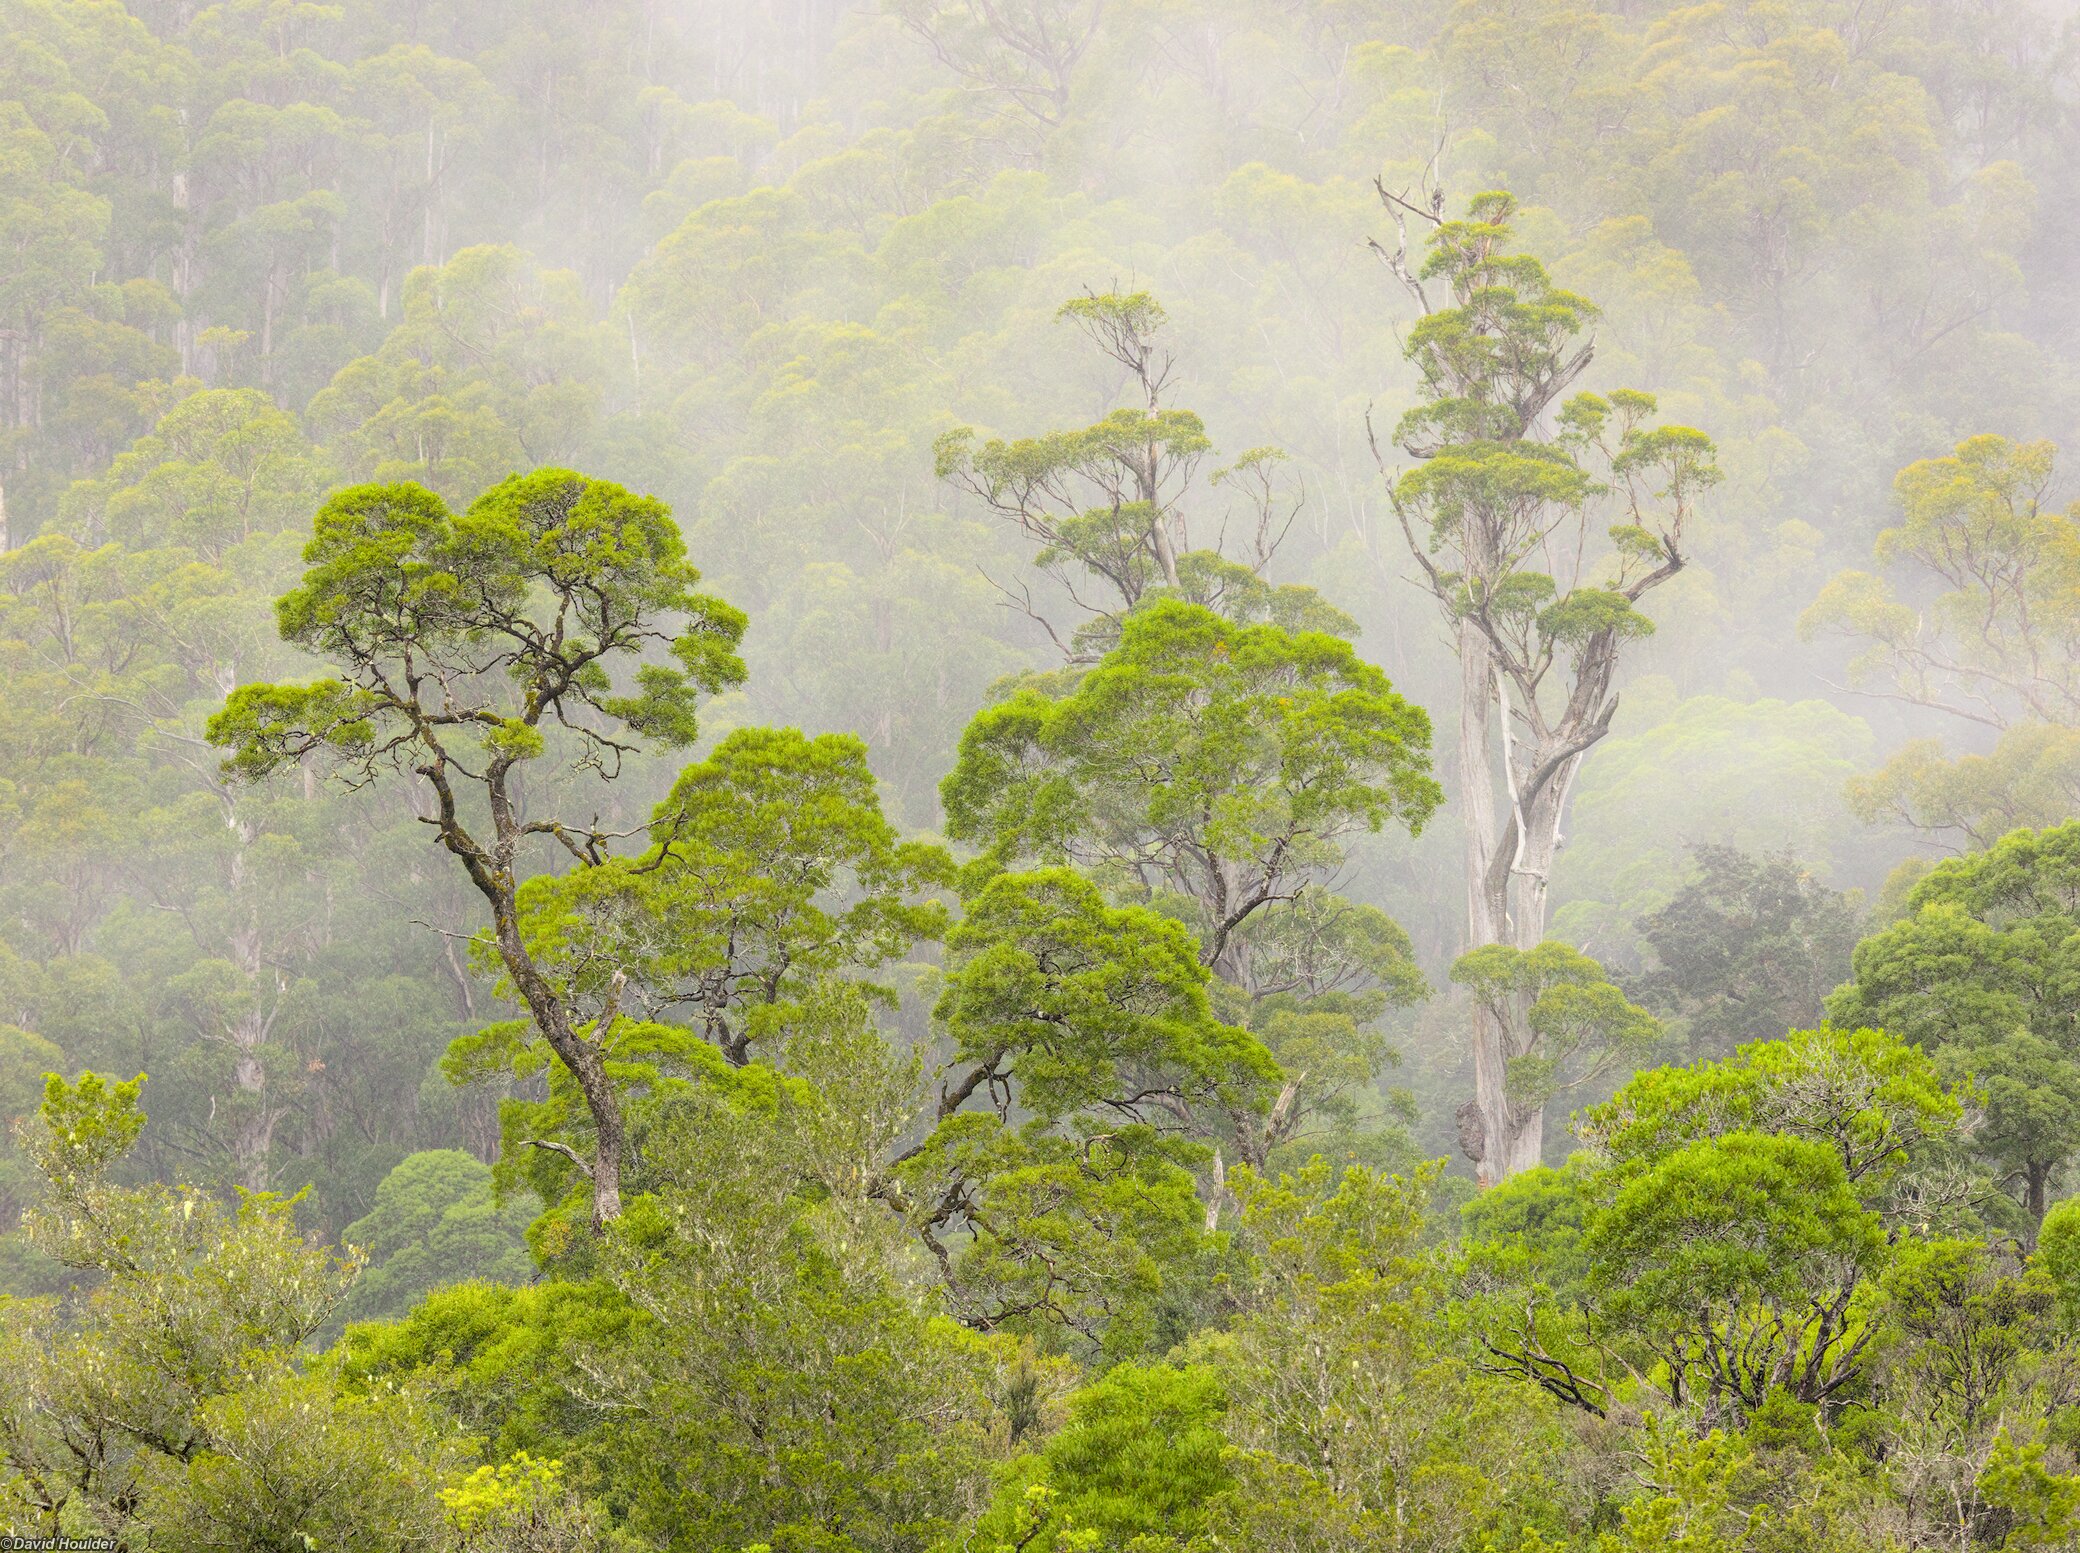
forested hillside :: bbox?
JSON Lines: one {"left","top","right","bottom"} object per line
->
{"left": 5, "top": 0, "right": 2080, "bottom": 1546}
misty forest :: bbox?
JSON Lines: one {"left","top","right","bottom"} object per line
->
{"left": 10, "top": 0, "right": 2080, "bottom": 1547}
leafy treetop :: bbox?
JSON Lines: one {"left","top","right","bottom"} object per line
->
{"left": 941, "top": 599, "right": 1440, "bottom": 983}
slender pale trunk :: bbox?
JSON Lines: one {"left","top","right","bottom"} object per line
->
{"left": 1457, "top": 618, "right": 1520, "bottom": 1185}
{"left": 1464, "top": 625, "right": 1602, "bottom": 1181}
{"left": 1494, "top": 744, "right": 1581, "bottom": 1176}
{"left": 423, "top": 122, "right": 439, "bottom": 266}
{"left": 224, "top": 885, "right": 283, "bottom": 1192}
{"left": 230, "top": 1022, "right": 279, "bottom": 1192}
{"left": 1512, "top": 749, "right": 1578, "bottom": 953}
{"left": 1150, "top": 518, "right": 1182, "bottom": 589}
{"left": 1139, "top": 438, "right": 1182, "bottom": 589}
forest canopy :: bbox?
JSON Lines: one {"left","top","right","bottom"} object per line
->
{"left": 3, "top": 0, "right": 2080, "bottom": 1548}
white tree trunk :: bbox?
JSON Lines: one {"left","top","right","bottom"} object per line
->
{"left": 1461, "top": 650, "right": 1591, "bottom": 1183}
{"left": 1456, "top": 617, "right": 1525, "bottom": 1186}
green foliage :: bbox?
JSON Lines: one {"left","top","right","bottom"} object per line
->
{"left": 1234, "top": 891, "right": 1428, "bottom": 1169}
{"left": 1383, "top": 184, "right": 1720, "bottom": 1184}
{"left": 935, "top": 286, "right": 1338, "bottom": 641}
{"left": 1468, "top": 1027, "right": 1972, "bottom": 1429}
{"left": 337, "top": 1277, "right": 639, "bottom": 1462}
{"left": 1881, "top": 1238, "right": 2056, "bottom": 1434}
{"left": 0, "top": 1071, "right": 458, "bottom": 1541}
{"left": 556, "top": 1040, "right": 1013, "bottom": 1552}
{"left": 511, "top": 726, "right": 952, "bottom": 1069}
{"left": 456, "top": 1019, "right": 752, "bottom": 1257}
{"left": 1582, "top": 1424, "right": 1780, "bottom": 1552}
{"left": 4, "top": 0, "right": 2080, "bottom": 1544}
{"left": 442, "top": 1452, "right": 608, "bottom": 1553}
{"left": 0, "top": 1023, "right": 63, "bottom": 1287}
{"left": 1629, "top": 846, "right": 1864, "bottom": 1060}
{"left": 1980, "top": 1429, "right": 2080, "bottom": 1548}
{"left": 1586, "top": 1131, "right": 1886, "bottom": 1401}
{"left": 144, "top": 1367, "right": 461, "bottom": 1552}
{"left": 969, "top": 1363, "right": 1231, "bottom": 1552}
{"left": 942, "top": 598, "right": 1434, "bottom": 1168}
{"left": 1579, "top": 1024, "right": 1962, "bottom": 1205}
{"left": 20, "top": 1066, "right": 145, "bottom": 1201}
{"left": 943, "top": 599, "right": 1439, "bottom": 922}
{"left": 338, "top": 1149, "right": 536, "bottom": 1325}
{"left": 1390, "top": 197, "right": 1717, "bottom": 628}
{"left": 211, "top": 470, "right": 748, "bottom": 780}
{"left": 938, "top": 406, "right": 1214, "bottom": 589}
{"left": 450, "top": 723, "right": 950, "bottom": 1234}
{"left": 2036, "top": 1200, "right": 2080, "bottom": 1323}
{"left": 1829, "top": 821, "right": 2080, "bottom": 1221}
{"left": 209, "top": 464, "right": 750, "bottom": 1227}
{"left": 935, "top": 868, "right": 1272, "bottom": 1123}
{"left": 905, "top": 867, "right": 1273, "bottom": 1348}
{"left": 1214, "top": 1157, "right": 1566, "bottom": 1551}
{"left": 61, "top": 386, "right": 334, "bottom": 559}
{"left": 1804, "top": 436, "right": 2080, "bottom": 851}
{"left": 1451, "top": 941, "right": 1659, "bottom": 1114}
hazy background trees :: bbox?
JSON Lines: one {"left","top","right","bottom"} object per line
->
{"left": 5, "top": 0, "right": 2071, "bottom": 1205}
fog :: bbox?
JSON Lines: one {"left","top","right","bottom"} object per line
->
{"left": 5, "top": 0, "right": 2080, "bottom": 1542}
